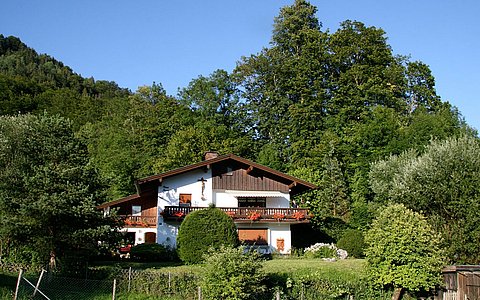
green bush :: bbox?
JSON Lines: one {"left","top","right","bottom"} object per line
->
{"left": 365, "top": 204, "right": 445, "bottom": 296}
{"left": 337, "top": 229, "right": 365, "bottom": 258}
{"left": 130, "top": 243, "right": 176, "bottom": 262}
{"left": 177, "top": 207, "right": 239, "bottom": 264}
{"left": 201, "top": 246, "right": 266, "bottom": 300}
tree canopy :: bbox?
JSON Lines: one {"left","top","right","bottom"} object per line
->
{"left": 369, "top": 135, "right": 480, "bottom": 263}
{"left": 0, "top": 113, "right": 117, "bottom": 267}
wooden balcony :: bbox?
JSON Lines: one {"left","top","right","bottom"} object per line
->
{"left": 161, "top": 206, "right": 311, "bottom": 223}
{"left": 121, "top": 215, "right": 157, "bottom": 228}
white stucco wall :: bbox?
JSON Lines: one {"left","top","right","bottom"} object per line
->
{"left": 213, "top": 191, "right": 290, "bottom": 208}
{"left": 156, "top": 222, "right": 179, "bottom": 248}
{"left": 156, "top": 168, "right": 212, "bottom": 248}
{"left": 157, "top": 168, "right": 213, "bottom": 209}
{"left": 269, "top": 223, "right": 292, "bottom": 254}
{"left": 213, "top": 191, "right": 238, "bottom": 207}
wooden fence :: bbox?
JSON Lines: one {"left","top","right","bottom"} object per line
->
{"left": 437, "top": 266, "right": 480, "bottom": 300}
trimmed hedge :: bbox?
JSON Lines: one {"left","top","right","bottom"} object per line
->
{"left": 177, "top": 207, "right": 239, "bottom": 264}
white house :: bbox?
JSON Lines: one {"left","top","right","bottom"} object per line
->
{"left": 98, "top": 152, "right": 316, "bottom": 254}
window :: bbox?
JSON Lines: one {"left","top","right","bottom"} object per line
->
{"left": 179, "top": 194, "right": 192, "bottom": 207}
{"left": 238, "top": 197, "right": 266, "bottom": 208}
{"left": 132, "top": 205, "right": 142, "bottom": 216}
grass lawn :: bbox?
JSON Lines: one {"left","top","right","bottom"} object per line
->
{"left": 90, "top": 257, "right": 366, "bottom": 276}
{"left": 262, "top": 258, "right": 365, "bottom": 275}
{"left": 87, "top": 257, "right": 366, "bottom": 277}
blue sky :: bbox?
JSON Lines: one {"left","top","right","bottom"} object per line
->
{"left": 1, "top": 0, "right": 479, "bottom": 131}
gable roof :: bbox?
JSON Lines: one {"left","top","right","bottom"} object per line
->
{"left": 98, "top": 154, "right": 317, "bottom": 209}
{"left": 136, "top": 153, "right": 317, "bottom": 192}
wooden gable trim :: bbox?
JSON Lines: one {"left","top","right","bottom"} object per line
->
{"left": 136, "top": 154, "right": 317, "bottom": 190}
{"left": 97, "top": 193, "right": 140, "bottom": 209}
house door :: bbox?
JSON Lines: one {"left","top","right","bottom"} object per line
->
{"left": 144, "top": 232, "right": 156, "bottom": 244}
{"left": 238, "top": 229, "right": 268, "bottom": 245}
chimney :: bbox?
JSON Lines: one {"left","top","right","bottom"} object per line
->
{"left": 204, "top": 151, "right": 219, "bottom": 161}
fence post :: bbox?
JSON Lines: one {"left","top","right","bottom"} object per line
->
{"left": 13, "top": 269, "right": 23, "bottom": 300}
{"left": 33, "top": 269, "right": 46, "bottom": 297}
{"left": 198, "top": 286, "right": 202, "bottom": 300}
{"left": 168, "top": 272, "right": 171, "bottom": 289}
{"left": 276, "top": 289, "right": 280, "bottom": 300}
{"left": 128, "top": 267, "right": 132, "bottom": 292}
{"left": 300, "top": 283, "right": 304, "bottom": 300}
{"left": 112, "top": 278, "right": 117, "bottom": 300}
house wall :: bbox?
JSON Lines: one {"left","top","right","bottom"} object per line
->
{"left": 237, "top": 222, "right": 292, "bottom": 254}
{"left": 157, "top": 168, "right": 213, "bottom": 209}
{"left": 114, "top": 194, "right": 157, "bottom": 216}
{"left": 213, "top": 191, "right": 290, "bottom": 208}
{"left": 212, "top": 190, "right": 237, "bottom": 207}
{"left": 212, "top": 164, "right": 289, "bottom": 192}
{"left": 156, "top": 168, "right": 213, "bottom": 248}
{"left": 121, "top": 227, "right": 157, "bottom": 245}
{"left": 154, "top": 167, "right": 293, "bottom": 252}
{"left": 269, "top": 223, "right": 292, "bottom": 254}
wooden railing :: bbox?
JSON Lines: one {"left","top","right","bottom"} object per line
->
{"left": 161, "top": 206, "right": 311, "bottom": 222}
{"left": 121, "top": 215, "right": 157, "bottom": 227}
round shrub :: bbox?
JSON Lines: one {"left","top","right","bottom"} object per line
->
{"left": 201, "top": 246, "right": 265, "bottom": 299}
{"left": 337, "top": 229, "right": 366, "bottom": 258}
{"left": 365, "top": 204, "right": 444, "bottom": 295}
{"left": 177, "top": 207, "right": 239, "bottom": 264}
{"left": 130, "top": 243, "right": 176, "bottom": 262}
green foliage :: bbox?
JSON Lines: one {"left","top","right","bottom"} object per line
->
{"left": 201, "top": 246, "right": 266, "bottom": 300}
{"left": 0, "top": 113, "right": 118, "bottom": 268}
{"left": 364, "top": 204, "right": 444, "bottom": 292}
{"left": 80, "top": 90, "right": 191, "bottom": 198}
{"left": 282, "top": 271, "right": 390, "bottom": 300}
{"left": 370, "top": 135, "right": 480, "bottom": 263}
{"left": 130, "top": 243, "right": 177, "bottom": 262}
{"left": 337, "top": 229, "right": 365, "bottom": 258}
{"left": 290, "top": 155, "right": 349, "bottom": 222}
{"left": 119, "top": 270, "right": 198, "bottom": 298}
{"left": 177, "top": 208, "right": 239, "bottom": 264}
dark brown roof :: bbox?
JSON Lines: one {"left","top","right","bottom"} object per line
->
{"left": 97, "top": 193, "right": 140, "bottom": 209}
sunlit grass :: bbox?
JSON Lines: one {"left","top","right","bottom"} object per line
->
{"left": 262, "top": 258, "right": 365, "bottom": 275}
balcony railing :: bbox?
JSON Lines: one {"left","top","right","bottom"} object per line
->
{"left": 121, "top": 215, "right": 157, "bottom": 227}
{"left": 161, "top": 206, "right": 311, "bottom": 223}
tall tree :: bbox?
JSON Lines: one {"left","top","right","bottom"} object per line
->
{"left": 0, "top": 113, "right": 117, "bottom": 267}
{"left": 235, "top": 0, "right": 329, "bottom": 167}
